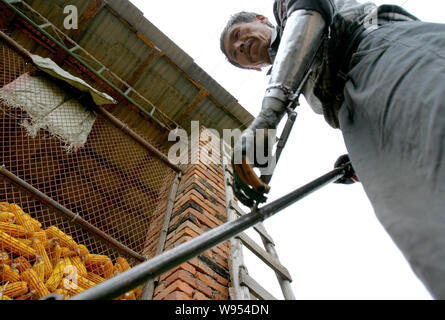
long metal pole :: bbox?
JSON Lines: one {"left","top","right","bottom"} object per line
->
{"left": 69, "top": 165, "right": 346, "bottom": 300}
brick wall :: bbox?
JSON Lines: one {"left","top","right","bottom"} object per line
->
{"left": 151, "top": 126, "right": 232, "bottom": 300}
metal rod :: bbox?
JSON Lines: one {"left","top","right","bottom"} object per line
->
{"left": 0, "top": 166, "right": 145, "bottom": 262}
{"left": 69, "top": 165, "right": 346, "bottom": 300}
{"left": 141, "top": 172, "right": 181, "bottom": 300}
{"left": 94, "top": 107, "right": 182, "bottom": 173}
{"left": 0, "top": 30, "right": 32, "bottom": 60}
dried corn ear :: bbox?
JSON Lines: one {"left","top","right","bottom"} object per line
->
{"left": 0, "top": 294, "right": 12, "bottom": 300}
{"left": 115, "top": 257, "right": 131, "bottom": 273}
{"left": 45, "top": 226, "right": 77, "bottom": 250}
{"left": 0, "top": 230, "right": 36, "bottom": 259}
{"left": 66, "top": 284, "right": 85, "bottom": 297}
{"left": 45, "top": 259, "right": 66, "bottom": 292}
{"left": 18, "top": 238, "right": 33, "bottom": 247}
{"left": 53, "top": 288, "right": 68, "bottom": 299}
{"left": 32, "top": 239, "right": 52, "bottom": 278}
{"left": 0, "top": 281, "right": 28, "bottom": 298}
{"left": 71, "top": 256, "right": 87, "bottom": 277}
{"left": 8, "top": 204, "right": 34, "bottom": 236}
{"left": 0, "top": 263, "right": 20, "bottom": 282}
{"left": 85, "top": 272, "right": 105, "bottom": 284}
{"left": 59, "top": 246, "right": 77, "bottom": 258}
{"left": 21, "top": 268, "right": 50, "bottom": 299}
{"left": 48, "top": 242, "right": 62, "bottom": 267}
{"left": 0, "top": 211, "right": 15, "bottom": 223}
{"left": 32, "top": 260, "right": 45, "bottom": 282}
{"left": 75, "top": 244, "right": 89, "bottom": 257}
{"left": 29, "top": 217, "right": 42, "bottom": 232}
{"left": 12, "top": 256, "right": 32, "bottom": 273}
{"left": 0, "top": 250, "right": 10, "bottom": 265}
{"left": 134, "top": 287, "right": 142, "bottom": 300}
{"left": 32, "top": 231, "right": 48, "bottom": 248}
{"left": 0, "top": 221, "right": 27, "bottom": 237}
{"left": 77, "top": 275, "right": 96, "bottom": 289}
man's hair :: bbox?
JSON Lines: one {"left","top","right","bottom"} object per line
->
{"left": 220, "top": 11, "right": 274, "bottom": 69}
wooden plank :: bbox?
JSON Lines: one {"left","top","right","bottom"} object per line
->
{"left": 230, "top": 200, "right": 275, "bottom": 245}
{"left": 239, "top": 268, "right": 277, "bottom": 300}
{"left": 237, "top": 233, "right": 292, "bottom": 282}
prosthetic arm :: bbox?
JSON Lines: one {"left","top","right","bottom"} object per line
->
{"left": 233, "top": 0, "right": 335, "bottom": 207}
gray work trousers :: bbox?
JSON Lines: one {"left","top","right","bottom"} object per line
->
{"left": 339, "top": 21, "right": 445, "bottom": 299}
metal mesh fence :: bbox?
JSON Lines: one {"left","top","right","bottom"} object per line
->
{"left": 0, "top": 40, "right": 177, "bottom": 300}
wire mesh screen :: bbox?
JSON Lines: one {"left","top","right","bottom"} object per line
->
{"left": 0, "top": 40, "right": 177, "bottom": 299}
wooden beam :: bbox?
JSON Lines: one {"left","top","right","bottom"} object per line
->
{"left": 176, "top": 89, "right": 209, "bottom": 125}
{"left": 239, "top": 268, "right": 277, "bottom": 300}
{"left": 121, "top": 49, "right": 161, "bottom": 92}
{"left": 237, "top": 233, "right": 292, "bottom": 282}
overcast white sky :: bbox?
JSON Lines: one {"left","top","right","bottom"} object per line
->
{"left": 129, "top": 0, "right": 444, "bottom": 299}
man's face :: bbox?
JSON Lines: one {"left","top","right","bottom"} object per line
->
{"left": 223, "top": 15, "right": 273, "bottom": 71}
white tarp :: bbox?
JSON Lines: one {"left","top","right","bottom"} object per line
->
{"left": 0, "top": 55, "right": 116, "bottom": 152}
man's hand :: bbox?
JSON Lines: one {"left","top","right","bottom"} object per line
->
{"left": 231, "top": 128, "right": 272, "bottom": 207}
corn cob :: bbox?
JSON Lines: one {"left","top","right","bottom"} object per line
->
{"left": 0, "top": 281, "right": 28, "bottom": 298}
{"left": 134, "top": 287, "right": 143, "bottom": 300}
{"left": 66, "top": 284, "right": 85, "bottom": 297}
{"left": 45, "top": 259, "right": 66, "bottom": 292}
{"left": 0, "top": 250, "right": 10, "bottom": 265}
{"left": 12, "top": 256, "right": 32, "bottom": 273}
{"left": 18, "top": 238, "right": 33, "bottom": 247}
{"left": 15, "top": 292, "right": 34, "bottom": 300}
{"left": 29, "top": 217, "right": 42, "bottom": 232}
{"left": 0, "top": 230, "right": 36, "bottom": 259}
{"left": 53, "top": 288, "right": 68, "bottom": 299}
{"left": 77, "top": 275, "right": 96, "bottom": 289}
{"left": 75, "top": 244, "right": 89, "bottom": 257}
{"left": 60, "top": 246, "right": 77, "bottom": 258}
{"left": 85, "top": 272, "right": 105, "bottom": 284}
{"left": 32, "top": 238, "right": 52, "bottom": 279}
{"left": 32, "top": 260, "right": 45, "bottom": 283}
{"left": 21, "top": 268, "right": 50, "bottom": 299}
{"left": 45, "top": 226, "right": 77, "bottom": 251}
{"left": 32, "top": 231, "right": 48, "bottom": 248}
{"left": 0, "top": 211, "right": 15, "bottom": 223}
{"left": 120, "top": 290, "right": 136, "bottom": 300}
{"left": 0, "top": 221, "right": 28, "bottom": 237}
{"left": 84, "top": 254, "right": 111, "bottom": 267}
{"left": 8, "top": 204, "right": 34, "bottom": 236}
{"left": 0, "top": 202, "right": 10, "bottom": 211}
{"left": 0, "top": 263, "right": 21, "bottom": 283}
{"left": 71, "top": 256, "right": 87, "bottom": 277}
{"left": 115, "top": 257, "right": 131, "bottom": 273}
{"left": 48, "top": 243, "right": 62, "bottom": 267}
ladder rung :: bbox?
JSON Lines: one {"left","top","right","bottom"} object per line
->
{"left": 239, "top": 268, "right": 277, "bottom": 300}
{"left": 237, "top": 233, "right": 292, "bottom": 282}
{"left": 230, "top": 200, "right": 275, "bottom": 245}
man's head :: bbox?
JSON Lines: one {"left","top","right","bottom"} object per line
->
{"left": 220, "top": 12, "right": 274, "bottom": 71}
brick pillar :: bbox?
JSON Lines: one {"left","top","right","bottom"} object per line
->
{"left": 152, "top": 126, "right": 231, "bottom": 300}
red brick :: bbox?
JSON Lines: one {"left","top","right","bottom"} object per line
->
{"left": 165, "top": 291, "right": 193, "bottom": 300}
{"left": 193, "top": 291, "right": 210, "bottom": 300}
{"left": 197, "top": 272, "right": 229, "bottom": 297}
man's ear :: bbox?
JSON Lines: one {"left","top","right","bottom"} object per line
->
{"left": 255, "top": 14, "right": 268, "bottom": 24}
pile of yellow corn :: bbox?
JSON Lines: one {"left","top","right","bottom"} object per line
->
{"left": 0, "top": 202, "right": 142, "bottom": 300}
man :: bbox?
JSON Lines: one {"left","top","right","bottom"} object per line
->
{"left": 221, "top": 0, "right": 445, "bottom": 299}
